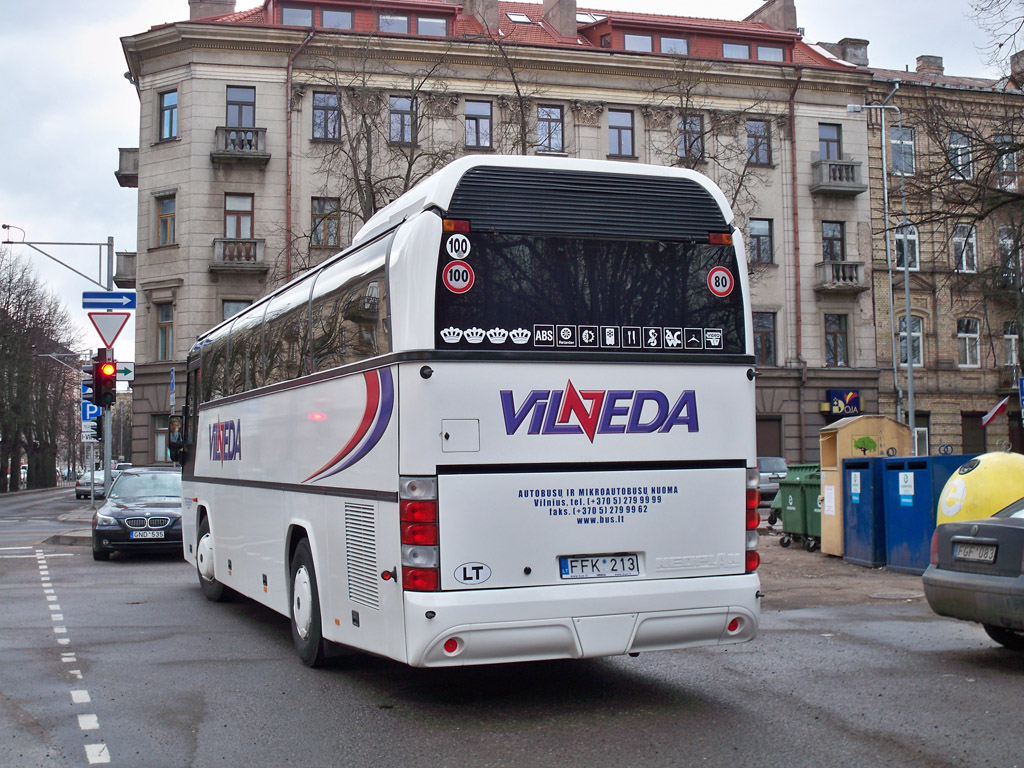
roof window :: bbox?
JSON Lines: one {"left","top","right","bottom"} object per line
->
{"left": 506, "top": 12, "right": 532, "bottom": 23}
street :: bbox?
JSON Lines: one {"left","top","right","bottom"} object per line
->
{"left": 1, "top": 489, "right": 1021, "bottom": 768}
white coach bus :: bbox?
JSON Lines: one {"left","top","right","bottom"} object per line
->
{"left": 174, "top": 156, "right": 761, "bottom": 668}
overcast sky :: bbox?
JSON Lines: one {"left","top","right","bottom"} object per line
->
{"left": 0, "top": 0, "right": 1000, "bottom": 366}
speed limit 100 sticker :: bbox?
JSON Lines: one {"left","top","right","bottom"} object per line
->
{"left": 707, "top": 266, "right": 735, "bottom": 297}
{"left": 442, "top": 260, "right": 475, "bottom": 294}
{"left": 445, "top": 233, "right": 472, "bottom": 260}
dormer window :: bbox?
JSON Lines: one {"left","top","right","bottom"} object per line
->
{"left": 281, "top": 6, "right": 313, "bottom": 26}
{"left": 379, "top": 14, "right": 410, "bottom": 34}
{"left": 757, "top": 45, "right": 785, "bottom": 62}
{"left": 322, "top": 10, "right": 353, "bottom": 29}
{"left": 507, "top": 12, "right": 532, "bottom": 23}
{"left": 623, "top": 34, "right": 653, "bottom": 52}
{"left": 661, "top": 37, "right": 688, "bottom": 55}
{"left": 417, "top": 17, "right": 447, "bottom": 36}
{"left": 723, "top": 42, "right": 751, "bottom": 59}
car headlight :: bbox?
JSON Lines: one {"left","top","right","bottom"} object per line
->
{"left": 94, "top": 513, "right": 118, "bottom": 527}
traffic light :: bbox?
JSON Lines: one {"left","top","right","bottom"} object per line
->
{"left": 95, "top": 358, "right": 117, "bottom": 408}
{"left": 81, "top": 361, "right": 96, "bottom": 406}
{"left": 94, "top": 416, "right": 104, "bottom": 443}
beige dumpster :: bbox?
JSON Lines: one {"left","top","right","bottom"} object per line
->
{"left": 818, "top": 415, "right": 911, "bottom": 557}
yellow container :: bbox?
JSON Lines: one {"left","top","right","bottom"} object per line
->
{"left": 937, "top": 452, "right": 1024, "bottom": 523}
{"left": 818, "top": 415, "right": 912, "bottom": 557}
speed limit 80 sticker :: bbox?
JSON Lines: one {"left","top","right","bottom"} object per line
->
{"left": 707, "top": 266, "right": 734, "bottom": 298}
{"left": 442, "top": 260, "right": 475, "bottom": 294}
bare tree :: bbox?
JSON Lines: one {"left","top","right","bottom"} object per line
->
{"left": 970, "top": 0, "right": 1024, "bottom": 65}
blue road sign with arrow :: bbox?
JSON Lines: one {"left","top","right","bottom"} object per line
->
{"left": 82, "top": 291, "right": 136, "bottom": 310}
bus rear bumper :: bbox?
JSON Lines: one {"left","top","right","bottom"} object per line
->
{"left": 402, "top": 574, "right": 760, "bottom": 667}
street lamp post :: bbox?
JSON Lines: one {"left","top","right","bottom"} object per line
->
{"left": 849, "top": 90, "right": 916, "bottom": 452}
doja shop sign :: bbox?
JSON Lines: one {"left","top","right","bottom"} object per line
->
{"left": 827, "top": 389, "right": 861, "bottom": 416}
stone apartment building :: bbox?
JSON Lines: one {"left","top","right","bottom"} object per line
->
{"left": 116, "top": 0, "right": 888, "bottom": 465}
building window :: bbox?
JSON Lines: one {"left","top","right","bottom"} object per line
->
{"left": 1004, "top": 320, "right": 1019, "bottom": 366}
{"left": 157, "top": 196, "right": 175, "bottom": 247}
{"left": 953, "top": 224, "right": 977, "bottom": 272}
{"left": 753, "top": 312, "right": 775, "bottom": 366}
{"left": 949, "top": 130, "right": 972, "bottom": 179}
{"left": 465, "top": 101, "right": 492, "bottom": 149}
{"left": 389, "top": 96, "right": 415, "bottom": 144}
{"left": 999, "top": 225, "right": 1021, "bottom": 283}
{"left": 957, "top": 317, "right": 981, "bottom": 367}
{"left": 895, "top": 224, "right": 919, "bottom": 270}
{"left": 749, "top": 219, "right": 774, "bottom": 264}
{"left": 226, "top": 86, "right": 255, "bottom": 128}
{"left": 914, "top": 414, "right": 930, "bottom": 457}
{"left": 996, "top": 134, "right": 1018, "bottom": 173}
{"left": 223, "top": 300, "right": 251, "bottom": 321}
{"left": 379, "top": 14, "right": 409, "bottom": 33}
{"left": 159, "top": 90, "right": 178, "bottom": 140}
{"left": 417, "top": 17, "right": 447, "bottom": 36}
{"left": 600, "top": 34, "right": 612, "bottom": 48}
{"left": 822, "top": 221, "right": 845, "bottom": 262}
{"left": 747, "top": 119, "right": 771, "bottom": 165}
{"left": 225, "top": 194, "right": 253, "bottom": 239}
{"left": 281, "top": 6, "right": 313, "bottom": 25}
{"left": 608, "top": 110, "right": 634, "bottom": 157}
{"left": 891, "top": 126, "right": 915, "bottom": 175}
{"left": 322, "top": 9, "right": 353, "bottom": 29}
{"left": 537, "top": 105, "right": 564, "bottom": 153}
{"left": 623, "top": 34, "right": 653, "bottom": 52}
{"left": 757, "top": 45, "right": 785, "bottom": 61}
{"left": 824, "top": 314, "right": 849, "bottom": 367}
{"left": 312, "top": 92, "right": 340, "bottom": 140}
{"left": 154, "top": 414, "right": 170, "bottom": 463}
{"left": 156, "top": 303, "right": 173, "bottom": 362}
{"left": 723, "top": 42, "right": 750, "bottom": 59}
{"left": 819, "top": 123, "right": 842, "bottom": 161}
{"left": 661, "top": 36, "right": 687, "bottom": 54}
{"left": 678, "top": 114, "right": 704, "bottom": 160}
{"left": 311, "top": 197, "right": 340, "bottom": 248}
{"left": 899, "top": 315, "right": 924, "bottom": 367}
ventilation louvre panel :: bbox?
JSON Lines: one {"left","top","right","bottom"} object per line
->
{"left": 345, "top": 502, "right": 379, "bottom": 610}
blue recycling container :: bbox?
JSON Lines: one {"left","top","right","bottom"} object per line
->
{"left": 881, "top": 454, "right": 978, "bottom": 575}
{"left": 842, "top": 457, "right": 886, "bottom": 568}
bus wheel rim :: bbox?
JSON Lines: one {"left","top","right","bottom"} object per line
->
{"left": 197, "top": 533, "right": 215, "bottom": 580}
{"left": 293, "top": 566, "right": 312, "bottom": 640}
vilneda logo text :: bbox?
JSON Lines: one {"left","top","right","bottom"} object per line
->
{"left": 500, "top": 382, "right": 698, "bottom": 442}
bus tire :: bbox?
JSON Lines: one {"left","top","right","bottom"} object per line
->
{"left": 290, "top": 538, "right": 327, "bottom": 667}
{"left": 196, "top": 516, "right": 227, "bottom": 602}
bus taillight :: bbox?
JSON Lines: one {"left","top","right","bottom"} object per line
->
{"left": 442, "top": 218, "right": 471, "bottom": 233}
{"left": 708, "top": 232, "right": 733, "bottom": 245}
{"left": 745, "top": 467, "right": 760, "bottom": 572}
{"left": 400, "top": 476, "right": 439, "bottom": 591}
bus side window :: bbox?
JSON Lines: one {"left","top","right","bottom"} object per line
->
{"left": 227, "top": 314, "right": 261, "bottom": 395}
{"left": 185, "top": 369, "right": 199, "bottom": 447}
{"left": 263, "top": 277, "right": 314, "bottom": 386}
{"left": 201, "top": 333, "right": 228, "bottom": 402}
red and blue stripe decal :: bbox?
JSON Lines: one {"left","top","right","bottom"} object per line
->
{"left": 303, "top": 368, "right": 394, "bottom": 483}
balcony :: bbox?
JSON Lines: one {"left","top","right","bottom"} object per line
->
{"left": 814, "top": 260, "right": 868, "bottom": 294}
{"left": 210, "top": 238, "right": 268, "bottom": 275}
{"left": 210, "top": 127, "right": 270, "bottom": 169}
{"left": 114, "top": 147, "right": 138, "bottom": 188}
{"left": 809, "top": 156, "right": 867, "bottom": 196}
{"left": 114, "top": 251, "right": 136, "bottom": 289}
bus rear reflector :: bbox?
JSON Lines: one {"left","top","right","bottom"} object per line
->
{"left": 708, "top": 232, "right": 733, "bottom": 245}
{"left": 403, "top": 567, "right": 439, "bottom": 592}
{"left": 442, "top": 218, "right": 471, "bottom": 233}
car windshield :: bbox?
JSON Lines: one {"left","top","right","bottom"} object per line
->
{"left": 110, "top": 472, "right": 181, "bottom": 500}
{"left": 993, "top": 496, "right": 1024, "bottom": 519}
{"left": 759, "top": 458, "right": 787, "bottom": 473}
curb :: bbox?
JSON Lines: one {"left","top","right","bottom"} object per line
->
{"left": 44, "top": 529, "right": 91, "bottom": 547}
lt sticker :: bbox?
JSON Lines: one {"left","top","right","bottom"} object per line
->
{"left": 442, "top": 260, "right": 475, "bottom": 294}
{"left": 445, "top": 234, "right": 471, "bottom": 260}
{"left": 707, "top": 266, "right": 734, "bottom": 298}
{"left": 454, "top": 562, "right": 491, "bottom": 585}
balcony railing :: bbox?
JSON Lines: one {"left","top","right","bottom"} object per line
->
{"left": 814, "top": 260, "right": 867, "bottom": 293}
{"left": 115, "top": 147, "right": 138, "bottom": 188}
{"left": 211, "top": 238, "right": 268, "bottom": 274}
{"left": 210, "top": 126, "right": 271, "bottom": 168}
{"left": 809, "top": 155, "right": 867, "bottom": 196}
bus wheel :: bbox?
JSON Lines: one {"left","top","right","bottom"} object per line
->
{"left": 290, "top": 539, "right": 327, "bottom": 668}
{"left": 196, "top": 516, "right": 226, "bottom": 602}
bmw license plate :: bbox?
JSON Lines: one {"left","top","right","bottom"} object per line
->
{"left": 953, "top": 542, "right": 996, "bottom": 563}
{"left": 130, "top": 530, "right": 165, "bottom": 540}
{"left": 560, "top": 553, "right": 639, "bottom": 580}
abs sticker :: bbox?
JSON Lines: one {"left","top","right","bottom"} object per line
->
{"left": 445, "top": 234, "right": 471, "bottom": 260}
{"left": 442, "top": 260, "right": 475, "bottom": 294}
{"left": 707, "top": 266, "right": 734, "bottom": 297}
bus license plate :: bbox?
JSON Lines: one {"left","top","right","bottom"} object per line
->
{"left": 130, "top": 530, "right": 165, "bottom": 540}
{"left": 560, "top": 554, "right": 639, "bottom": 580}
{"left": 953, "top": 543, "right": 996, "bottom": 563}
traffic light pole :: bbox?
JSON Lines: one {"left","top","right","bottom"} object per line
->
{"left": 103, "top": 347, "right": 113, "bottom": 498}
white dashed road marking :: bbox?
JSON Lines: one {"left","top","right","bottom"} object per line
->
{"left": 85, "top": 743, "right": 111, "bottom": 764}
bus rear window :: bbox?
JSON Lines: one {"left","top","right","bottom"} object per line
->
{"left": 434, "top": 233, "right": 745, "bottom": 354}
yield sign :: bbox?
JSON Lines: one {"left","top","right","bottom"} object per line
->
{"left": 88, "top": 312, "right": 131, "bottom": 347}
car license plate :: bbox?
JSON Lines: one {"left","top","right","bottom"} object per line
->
{"left": 953, "top": 542, "right": 996, "bottom": 563}
{"left": 559, "top": 554, "right": 639, "bottom": 580}
{"left": 130, "top": 530, "right": 165, "bottom": 540}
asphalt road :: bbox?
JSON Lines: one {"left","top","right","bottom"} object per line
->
{"left": 1, "top": 489, "right": 1022, "bottom": 768}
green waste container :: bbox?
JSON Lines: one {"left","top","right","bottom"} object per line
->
{"left": 776, "top": 464, "right": 821, "bottom": 552}
{"left": 768, "top": 462, "right": 818, "bottom": 526}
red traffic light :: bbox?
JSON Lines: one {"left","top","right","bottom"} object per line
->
{"left": 100, "top": 362, "right": 116, "bottom": 377}
{"left": 95, "top": 360, "right": 117, "bottom": 408}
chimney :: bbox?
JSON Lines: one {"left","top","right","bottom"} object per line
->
{"left": 916, "top": 55, "right": 944, "bottom": 75}
{"left": 1011, "top": 50, "right": 1024, "bottom": 87}
{"left": 819, "top": 38, "right": 869, "bottom": 67}
{"left": 745, "top": 0, "right": 798, "bottom": 33}
{"left": 543, "top": 0, "right": 577, "bottom": 40}
{"left": 189, "top": 0, "right": 236, "bottom": 20}
{"left": 462, "top": 0, "right": 499, "bottom": 33}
